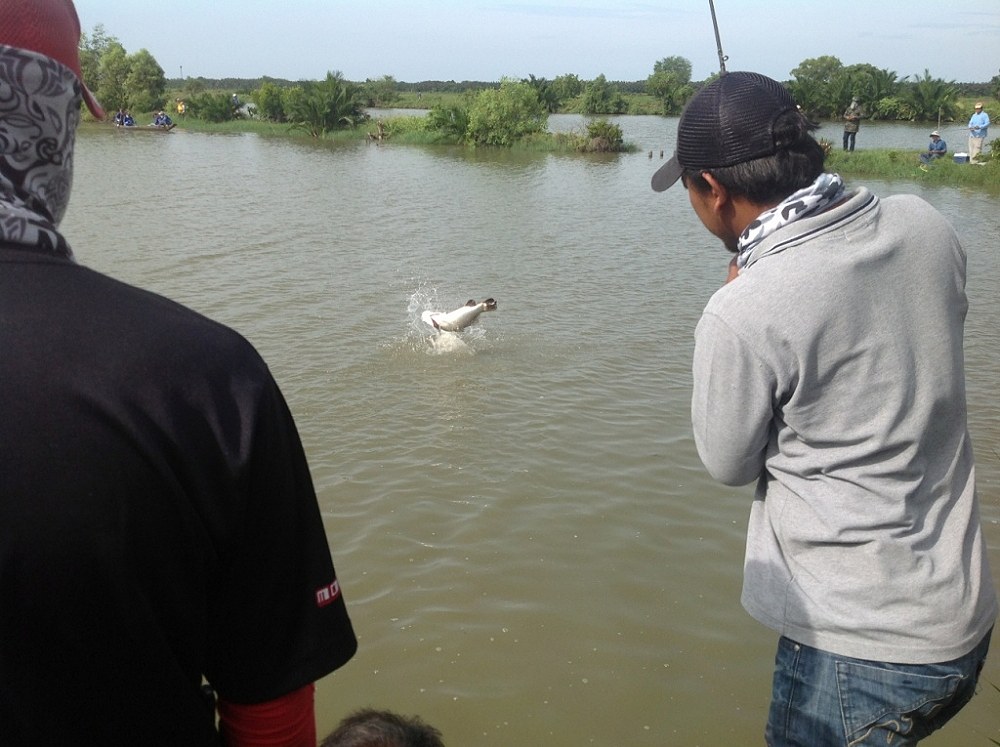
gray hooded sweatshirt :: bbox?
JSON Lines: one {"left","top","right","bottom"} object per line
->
{"left": 692, "top": 186, "right": 997, "bottom": 663}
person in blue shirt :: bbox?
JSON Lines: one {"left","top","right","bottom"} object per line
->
{"left": 153, "top": 110, "right": 173, "bottom": 127}
{"left": 919, "top": 130, "right": 947, "bottom": 165}
{"left": 967, "top": 102, "right": 989, "bottom": 161}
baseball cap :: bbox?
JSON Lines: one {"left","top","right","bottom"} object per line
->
{"left": 0, "top": 0, "right": 105, "bottom": 119}
{"left": 652, "top": 71, "right": 798, "bottom": 192}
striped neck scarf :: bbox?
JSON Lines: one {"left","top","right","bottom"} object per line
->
{"left": 736, "top": 172, "right": 845, "bottom": 268}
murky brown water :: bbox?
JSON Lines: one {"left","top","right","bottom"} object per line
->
{"left": 63, "top": 117, "right": 1000, "bottom": 745}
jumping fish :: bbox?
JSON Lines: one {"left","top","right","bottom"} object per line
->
{"left": 423, "top": 298, "right": 498, "bottom": 332}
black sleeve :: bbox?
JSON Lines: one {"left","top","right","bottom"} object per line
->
{"left": 204, "top": 374, "right": 357, "bottom": 703}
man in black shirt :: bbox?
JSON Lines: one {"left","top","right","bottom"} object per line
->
{"left": 0, "top": 1, "right": 357, "bottom": 744}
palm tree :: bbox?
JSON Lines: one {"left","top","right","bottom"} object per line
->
{"left": 869, "top": 68, "right": 903, "bottom": 102}
{"left": 901, "top": 69, "right": 959, "bottom": 122}
{"left": 287, "top": 71, "right": 367, "bottom": 137}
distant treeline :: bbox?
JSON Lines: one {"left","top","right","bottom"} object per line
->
{"left": 165, "top": 76, "right": 991, "bottom": 97}
{"left": 165, "top": 76, "right": 651, "bottom": 94}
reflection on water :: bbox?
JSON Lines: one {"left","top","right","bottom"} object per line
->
{"left": 63, "top": 119, "right": 1000, "bottom": 746}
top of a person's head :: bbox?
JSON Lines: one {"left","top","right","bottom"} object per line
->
{"left": 651, "top": 71, "right": 824, "bottom": 203}
{"left": 0, "top": 0, "right": 104, "bottom": 118}
{"left": 320, "top": 708, "right": 445, "bottom": 747}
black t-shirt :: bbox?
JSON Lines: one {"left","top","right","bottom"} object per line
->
{"left": 0, "top": 246, "right": 357, "bottom": 745}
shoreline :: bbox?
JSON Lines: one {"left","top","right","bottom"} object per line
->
{"left": 80, "top": 117, "right": 998, "bottom": 193}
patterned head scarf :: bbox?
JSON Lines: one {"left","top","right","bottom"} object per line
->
{"left": 0, "top": 44, "right": 81, "bottom": 259}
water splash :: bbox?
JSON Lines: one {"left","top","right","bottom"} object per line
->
{"left": 405, "top": 284, "right": 488, "bottom": 356}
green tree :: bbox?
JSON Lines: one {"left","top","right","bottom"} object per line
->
{"left": 363, "top": 75, "right": 399, "bottom": 107}
{"left": 182, "top": 77, "right": 207, "bottom": 98}
{"left": 125, "top": 49, "right": 166, "bottom": 114}
{"left": 284, "top": 71, "right": 367, "bottom": 137}
{"left": 583, "top": 118, "right": 625, "bottom": 152}
{"left": 653, "top": 55, "right": 692, "bottom": 83}
{"left": 551, "top": 73, "right": 583, "bottom": 103}
{"left": 254, "top": 81, "right": 287, "bottom": 122}
{"left": 827, "top": 72, "right": 857, "bottom": 119}
{"left": 646, "top": 56, "right": 693, "bottom": 115}
{"left": 524, "top": 75, "right": 561, "bottom": 113}
{"left": 992, "top": 69, "right": 1000, "bottom": 101}
{"left": 96, "top": 42, "right": 129, "bottom": 112}
{"left": 788, "top": 55, "right": 844, "bottom": 117}
{"left": 79, "top": 24, "right": 118, "bottom": 98}
{"left": 187, "top": 92, "right": 237, "bottom": 122}
{"left": 427, "top": 104, "right": 470, "bottom": 142}
{"left": 870, "top": 96, "right": 912, "bottom": 121}
{"left": 466, "top": 78, "right": 547, "bottom": 146}
{"left": 901, "top": 69, "right": 959, "bottom": 122}
{"left": 581, "top": 74, "right": 627, "bottom": 115}
{"left": 844, "top": 64, "right": 901, "bottom": 105}
{"left": 825, "top": 63, "right": 903, "bottom": 121}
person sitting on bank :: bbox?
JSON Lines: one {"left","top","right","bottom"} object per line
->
{"left": 122, "top": 110, "right": 135, "bottom": 126}
{"left": 919, "top": 130, "right": 947, "bottom": 164}
{"left": 153, "top": 110, "right": 172, "bottom": 127}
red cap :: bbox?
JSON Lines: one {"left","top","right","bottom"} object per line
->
{"left": 0, "top": 0, "right": 105, "bottom": 119}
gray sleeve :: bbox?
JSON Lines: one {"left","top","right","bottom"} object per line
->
{"left": 691, "top": 311, "right": 774, "bottom": 486}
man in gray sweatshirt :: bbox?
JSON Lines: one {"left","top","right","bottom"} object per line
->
{"left": 652, "top": 72, "right": 996, "bottom": 746}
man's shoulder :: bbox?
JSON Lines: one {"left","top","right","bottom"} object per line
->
{"left": 68, "top": 263, "right": 266, "bottom": 370}
{"left": 877, "top": 191, "right": 942, "bottom": 215}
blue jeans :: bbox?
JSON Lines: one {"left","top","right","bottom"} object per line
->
{"left": 765, "top": 629, "right": 992, "bottom": 746}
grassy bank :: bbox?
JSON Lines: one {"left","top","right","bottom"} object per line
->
{"left": 167, "top": 114, "right": 640, "bottom": 153}
{"left": 825, "top": 148, "right": 999, "bottom": 193}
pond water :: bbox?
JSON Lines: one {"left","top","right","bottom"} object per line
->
{"left": 63, "top": 115, "right": 1000, "bottom": 746}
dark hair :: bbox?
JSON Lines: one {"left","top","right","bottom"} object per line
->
{"left": 320, "top": 708, "right": 445, "bottom": 747}
{"left": 682, "top": 110, "right": 825, "bottom": 204}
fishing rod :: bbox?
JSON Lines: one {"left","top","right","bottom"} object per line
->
{"left": 708, "top": 0, "right": 728, "bottom": 75}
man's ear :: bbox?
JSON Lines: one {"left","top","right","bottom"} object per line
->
{"left": 699, "top": 172, "right": 730, "bottom": 211}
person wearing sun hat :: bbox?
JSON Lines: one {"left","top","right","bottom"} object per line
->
{"left": 920, "top": 129, "right": 948, "bottom": 164}
{"left": 652, "top": 71, "right": 996, "bottom": 745}
{"left": 967, "top": 101, "right": 990, "bottom": 161}
{"left": 0, "top": 1, "right": 358, "bottom": 745}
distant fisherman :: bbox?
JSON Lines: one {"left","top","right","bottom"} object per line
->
{"left": 967, "top": 102, "right": 990, "bottom": 162}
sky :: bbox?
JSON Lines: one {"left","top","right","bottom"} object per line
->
{"left": 76, "top": 1, "right": 1000, "bottom": 84}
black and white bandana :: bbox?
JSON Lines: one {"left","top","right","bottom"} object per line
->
{"left": 736, "top": 172, "right": 845, "bottom": 269}
{"left": 0, "top": 44, "right": 81, "bottom": 260}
